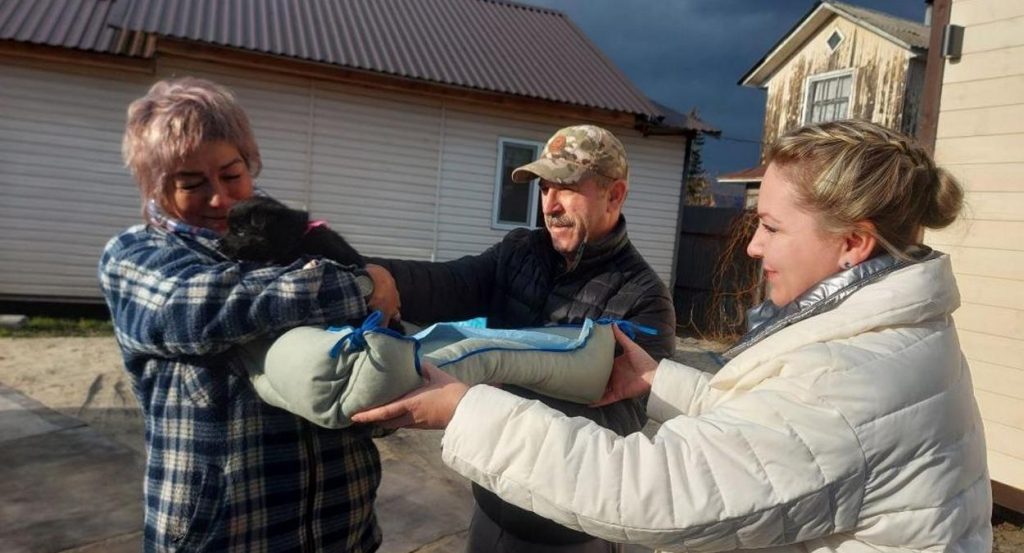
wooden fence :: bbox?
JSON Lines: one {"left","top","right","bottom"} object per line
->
{"left": 673, "top": 206, "right": 758, "bottom": 335}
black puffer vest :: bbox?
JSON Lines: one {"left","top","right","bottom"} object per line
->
{"left": 377, "top": 216, "right": 676, "bottom": 544}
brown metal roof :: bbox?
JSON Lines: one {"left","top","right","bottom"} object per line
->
{"left": 1, "top": 0, "right": 116, "bottom": 52}
{"left": 101, "top": 0, "right": 664, "bottom": 118}
{"left": 717, "top": 164, "right": 766, "bottom": 183}
{"left": 0, "top": 0, "right": 151, "bottom": 56}
{"left": 1, "top": 0, "right": 715, "bottom": 131}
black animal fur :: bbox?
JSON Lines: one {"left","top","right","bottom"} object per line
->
{"left": 221, "top": 196, "right": 365, "bottom": 267}
{"left": 221, "top": 196, "right": 403, "bottom": 332}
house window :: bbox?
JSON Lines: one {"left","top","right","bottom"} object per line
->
{"left": 804, "top": 71, "right": 853, "bottom": 124}
{"left": 827, "top": 29, "right": 844, "bottom": 51}
{"left": 493, "top": 139, "right": 544, "bottom": 229}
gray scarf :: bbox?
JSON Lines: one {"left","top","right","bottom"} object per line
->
{"left": 721, "top": 246, "right": 939, "bottom": 361}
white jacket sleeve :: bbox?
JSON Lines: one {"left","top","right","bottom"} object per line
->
{"left": 646, "top": 359, "right": 713, "bottom": 422}
{"left": 442, "top": 383, "right": 867, "bottom": 552}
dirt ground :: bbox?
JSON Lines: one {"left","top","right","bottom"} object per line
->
{"left": 1, "top": 335, "right": 1023, "bottom": 551}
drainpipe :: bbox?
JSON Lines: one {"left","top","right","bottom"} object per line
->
{"left": 916, "top": 0, "right": 950, "bottom": 154}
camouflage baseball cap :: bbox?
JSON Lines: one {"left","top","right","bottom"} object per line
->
{"left": 511, "top": 125, "right": 629, "bottom": 184}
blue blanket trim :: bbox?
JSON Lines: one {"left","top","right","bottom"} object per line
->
{"left": 327, "top": 311, "right": 422, "bottom": 375}
{"left": 417, "top": 318, "right": 658, "bottom": 370}
{"left": 323, "top": 314, "right": 658, "bottom": 376}
{"left": 427, "top": 320, "right": 598, "bottom": 370}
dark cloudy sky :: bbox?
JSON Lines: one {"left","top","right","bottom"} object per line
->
{"left": 521, "top": 0, "right": 928, "bottom": 177}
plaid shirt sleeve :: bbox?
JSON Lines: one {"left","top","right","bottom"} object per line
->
{"left": 99, "top": 226, "right": 369, "bottom": 358}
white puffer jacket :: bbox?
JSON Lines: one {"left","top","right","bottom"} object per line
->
{"left": 442, "top": 254, "right": 992, "bottom": 552}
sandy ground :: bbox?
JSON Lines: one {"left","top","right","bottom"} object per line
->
{"left": 1, "top": 335, "right": 1022, "bottom": 552}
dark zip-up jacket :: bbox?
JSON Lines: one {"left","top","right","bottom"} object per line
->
{"left": 375, "top": 216, "right": 675, "bottom": 544}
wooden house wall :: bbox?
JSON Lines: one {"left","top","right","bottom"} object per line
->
{"left": 929, "top": 0, "right": 1024, "bottom": 496}
{"left": 761, "top": 15, "right": 918, "bottom": 155}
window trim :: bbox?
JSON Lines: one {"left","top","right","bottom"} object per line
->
{"left": 802, "top": 68, "right": 856, "bottom": 125}
{"left": 492, "top": 137, "right": 545, "bottom": 231}
{"left": 826, "top": 28, "right": 845, "bottom": 52}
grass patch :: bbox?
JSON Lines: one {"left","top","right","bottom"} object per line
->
{"left": 0, "top": 317, "right": 114, "bottom": 338}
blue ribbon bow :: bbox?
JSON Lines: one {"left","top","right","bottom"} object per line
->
{"left": 329, "top": 311, "right": 384, "bottom": 358}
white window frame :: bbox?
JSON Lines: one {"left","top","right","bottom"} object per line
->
{"left": 826, "top": 28, "right": 845, "bottom": 52}
{"left": 802, "top": 68, "right": 855, "bottom": 125}
{"left": 492, "top": 137, "right": 544, "bottom": 230}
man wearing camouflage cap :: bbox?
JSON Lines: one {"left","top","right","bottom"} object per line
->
{"left": 373, "top": 124, "right": 675, "bottom": 552}
{"left": 510, "top": 124, "right": 632, "bottom": 269}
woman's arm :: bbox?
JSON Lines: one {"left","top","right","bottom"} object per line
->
{"left": 99, "top": 229, "right": 368, "bottom": 358}
{"left": 441, "top": 383, "right": 865, "bottom": 551}
{"left": 645, "top": 358, "right": 713, "bottom": 422}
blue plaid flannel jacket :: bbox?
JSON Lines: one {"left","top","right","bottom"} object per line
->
{"left": 99, "top": 221, "right": 382, "bottom": 552}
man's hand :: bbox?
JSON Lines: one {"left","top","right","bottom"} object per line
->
{"left": 365, "top": 264, "right": 401, "bottom": 325}
{"left": 352, "top": 363, "right": 470, "bottom": 430}
{"left": 591, "top": 324, "right": 659, "bottom": 407}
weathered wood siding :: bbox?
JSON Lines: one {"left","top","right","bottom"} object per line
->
{"left": 928, "top": 0, "right": 1024, "bottom": 494}
{"left": 761, "top": 14, "right": 918, "bottom": 154}
{"left": 0, "top": 54, "right": 685, "bottom": 302}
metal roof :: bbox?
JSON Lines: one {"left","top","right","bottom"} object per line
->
{"left": 1, "top": 0, "right": 116, "bottom": 52}
{"left": 102, "top": 0, "right": 665, "bottom": 117}
{"left": 646, "top": 101, "right": 720, "bottom": 137}
{"left": 717, "top": 164, "right": 766, "bottom": 183}
{"left": 1, "top": 0, "right": 716, "bottom": 132}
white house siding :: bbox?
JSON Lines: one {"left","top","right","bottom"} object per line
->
{"left": 0, "top": 56, "right": 148, "bottom": 300}
{"left": 434, "top": 104, "right": 686, "bottom": 282}
{"left": 309, "top": 80, "right": 443, "bottom": 261}
{"left": 618, "top": 133, "right": 688, "bottom": 277}
{"left": 928, "top": 0, "right": 1024, "bottom": 493}
{"left": 0, "top": 54, "right": 685, "bottom": 301}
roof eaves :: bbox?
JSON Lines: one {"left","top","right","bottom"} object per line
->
{"left": 99, "top": 0, "right": 664, "bottom": 118}
{"left": 738, "top": 1, "right": 827, "bottom": 88}
{"left": 826, "top": 1, "right": 928, "bottom": 52}
{"left": 554, "top": 7, "right": 661, "bottom": 117}
{"left": 642, "top": 101, "right": 721, "bottom": 136}
{"left": 717, "top": 163, "right": 766, "bottom": 182}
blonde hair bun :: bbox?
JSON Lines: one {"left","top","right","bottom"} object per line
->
{"left": 767, "top": 120, "right": 963, "bottom": 254}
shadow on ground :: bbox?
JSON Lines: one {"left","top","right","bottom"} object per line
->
{"left": 0, "top": 335, "right": 726, "bottom": 552}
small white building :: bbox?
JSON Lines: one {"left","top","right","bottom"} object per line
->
{"left": 0, "top": 0, "right": 713, "bottom": 304}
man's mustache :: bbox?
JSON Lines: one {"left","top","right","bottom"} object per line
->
{"left": 545, "top": 214, "right": 576, "bottom": 228}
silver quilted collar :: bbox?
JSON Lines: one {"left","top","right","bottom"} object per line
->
{"left": 721, "top": 246, "right": 939, "bottom": 360}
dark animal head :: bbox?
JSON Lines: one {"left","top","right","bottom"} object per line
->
{"left": 220, "top": 196, "right": 308, "bottom": 263}
{"left": 222, "top": 196, "right": 398, "bottom": 332}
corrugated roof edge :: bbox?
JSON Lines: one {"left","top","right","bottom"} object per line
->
{"left": 826, "top": 0, "right": 928, "bottom": 50}
{"left": 476, "top": 0, "right": 564, "bottom": 17}
{"left": 647, "top": 100, "right": 721, "bottom": 136}
{"left": 554, "top": 8, "right": 662, "bottom": 117}
{"left": 102, "top": 0, "right": 651, "bottom": 115}
{"left": 3, "top": 0, "right": 707, "bottom": 132}
{"left": 0, "top": 0, "right": 151, "bottom": 57}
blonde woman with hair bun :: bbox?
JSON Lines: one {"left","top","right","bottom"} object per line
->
{"left": 355, "top": 120, "right": 992, "bottom": 552}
